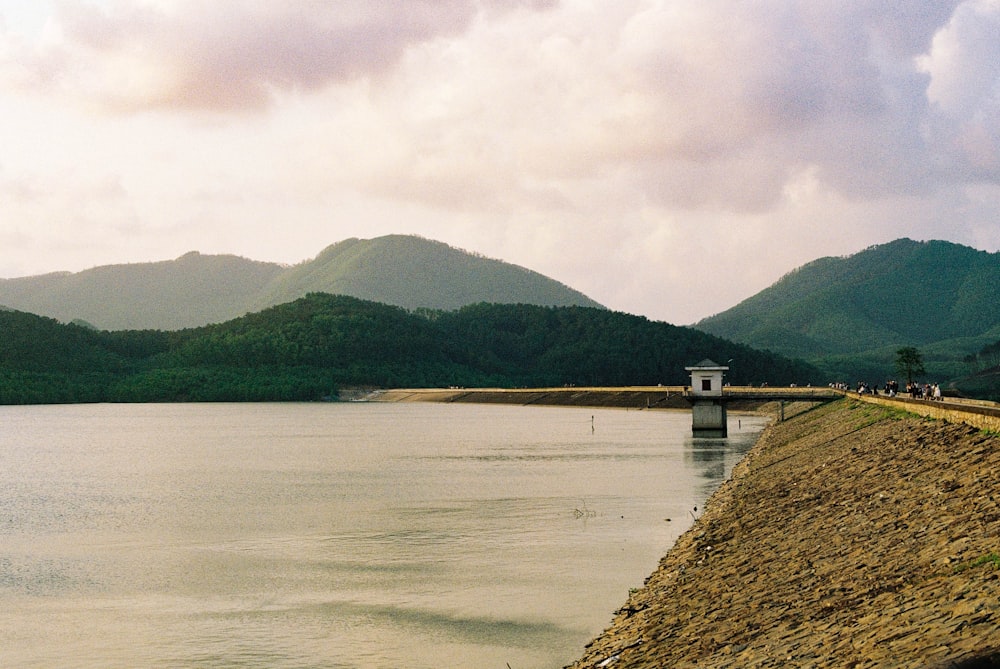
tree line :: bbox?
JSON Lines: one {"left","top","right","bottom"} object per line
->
{"left": 0, "top": 294, "right": 820, "bottom": 404}
{"left": 964, "top": 339, "right": 1000, "bottom": 373}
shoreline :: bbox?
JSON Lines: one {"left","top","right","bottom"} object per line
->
{"left": 369, "top": 386, "right": 828, "bottom": 417}
{"left": 567, "top": 398, "right": 1000, "bottom": 668}
{"left": 377, "top": 388, "right": 1000, "bottom": 667}
{"left": 369, "top": 386, "right": 694, "bottom": 409}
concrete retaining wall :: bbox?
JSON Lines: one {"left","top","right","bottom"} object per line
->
{"left": 854, "top": 392, "right": 1000, "bottom": 433}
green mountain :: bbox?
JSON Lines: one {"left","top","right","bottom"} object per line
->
{"left": 0, "top": 235, "right": 603, "bottom": 330}
{"left": 0, "top": 309, "right": 135, "bottom": 403}
{"left": 0, "top": 252, "right": 285, "bottom": 330}
{"left": 253, "top": 235, "right": 603, "bottom": 313}
{"left": 0, "top": 294, "right": 819, "bottom": 404}
{"left": 693, "top": 239, "right": 1000, "bottom": 385}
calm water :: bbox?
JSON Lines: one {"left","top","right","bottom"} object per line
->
{"left": 0, "top": 402, "right": 766, "bottom": 669}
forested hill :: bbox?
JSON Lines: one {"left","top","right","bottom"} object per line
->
{"left": 693, "top": 239, "right": 1000, "bottom": 381}
{"left": 0, "top": 294, "right": 818, "bottom": 404}
{"left": 0, "top": 252, "right": 284, "bottom": 331}
{"left": 252, "top": 235, "right": 603, "bottom": 314}
{"left": 0, "top": 235, "right": 602, "bottom": 330}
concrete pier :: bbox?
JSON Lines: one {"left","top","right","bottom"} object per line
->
{"left": 684, "top": 359, "right": 730, "bottom": 437}
{"left": 689, "top": 399, "right": 728, "bottom": 437}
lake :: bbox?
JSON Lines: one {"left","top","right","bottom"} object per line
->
{"left": 0, "top": 402, "right": 767, "bottom": 668}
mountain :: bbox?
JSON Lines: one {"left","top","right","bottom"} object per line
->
{"left": 0, "top": 252, "right": 285, "bottom": 331}
{"left": 0, "top": 235, "right": 603, "bottom": 330}
{"left": 252, "top": 235, "right": 603, "bottom": 313}
{"left": 0, "top": 294, "right": 820, "bottom": 404}
{"left": 693, "top": 239, "right": 1000, "bottom": 383}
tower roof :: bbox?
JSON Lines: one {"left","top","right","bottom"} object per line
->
{"left": 685, "top": 358, "right": 730, "bottom": 371}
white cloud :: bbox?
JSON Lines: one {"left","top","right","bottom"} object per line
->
{"left": 919, "top": 0, "right": 1000, "bottom": 175}
{"left": 2, "top": 0, "right": 559, "bottom": 111}
{"left": 1, "top": 0, "right": 1000, "bottom": 325}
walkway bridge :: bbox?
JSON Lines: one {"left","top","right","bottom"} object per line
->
{"left": 727, "top": 387, "right": 1000, "bottom": 433}
{"left": 375, "top": 385, "right": 843, "bottom": 408}
{"left": 721, "top": 387, "right": 843, "bottom": 402}
{"left": 375, "top": 386, "right": 1000, "bottom": 433}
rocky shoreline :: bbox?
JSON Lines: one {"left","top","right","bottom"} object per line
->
{"left": 566, "top": 398, "right": 1000, "bottom": 668}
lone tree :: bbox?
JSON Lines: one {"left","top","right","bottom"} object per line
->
{"left": 895, "top": 346, "right": 926, "bottom": 384}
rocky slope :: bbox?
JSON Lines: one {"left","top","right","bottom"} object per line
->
{"left": 568, "top": 399, "right": 1000, "bottom": 668}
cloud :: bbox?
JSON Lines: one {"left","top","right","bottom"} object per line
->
{"left": 1, "top": 1, "right": 1000, "bottom": 325}
{"left": 3, "top": 0, "right": 557, "bottom": 111}
{"left": 322, "top": 0, "right": 985, "bottom": 220}
{"left": 606, "top": 2, "right": 964, "bottom": 204}
{"left": 919, "top": 0, "right": 1000, "bottom": 175}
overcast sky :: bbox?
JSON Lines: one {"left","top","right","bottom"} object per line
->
{"left": 1, "top": 1, "right": 999, "bottom": 324}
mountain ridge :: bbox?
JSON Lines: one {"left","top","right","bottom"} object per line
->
{"left": 0, "top": 252, "right": 284, "bottom": 331}
{"left": 252, "top": 235, "right": 602, "bottom": 314}
{"left": 693, "top": 238, "right": 1000, "bottom": 384}
{"left": 0, "top": 235, "right": 603, "bottom": 330}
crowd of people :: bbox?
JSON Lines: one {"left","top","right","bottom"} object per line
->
{"left": 907, "top": 381, "right": 943, "bottom": 401}
{"left": 843, "top": 380, "right": 943, "bottom": 401}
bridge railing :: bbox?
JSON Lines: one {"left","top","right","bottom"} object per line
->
{"left": 849, "top": 390, "right": 1000, "bottom": 432}
{"left": 721, "top": 386, "right": 842, "bottom": 400}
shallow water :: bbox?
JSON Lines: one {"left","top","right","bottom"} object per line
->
{"left": 0, "top": 402, "right": 766, "bottom": 668}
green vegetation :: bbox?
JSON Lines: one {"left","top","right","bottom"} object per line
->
{"left": 966, "top": 340, "right": 1000, "bottom": 371}
{"left": 0, "top": 235, "right": 603, "bottom": 331}
{"left": 252, "top": 235, "right": 604, "bottom": 314}
{"left": 952, "top": 338, "right": 1000, "bottom": 401}
{"left": 0, "top": 294, "right": 819, "bottom": 404}
{"left": 695, "top": 239, "right": 1000, "bottom": 396}
{"left": 895, "top": 346, "right": 926, "bottom": 384}
{"left": 0, "top": 252, "right": 284, "bottom": 331}
{"left": 954, "top": 553, "right": 1000, "bottom": 573}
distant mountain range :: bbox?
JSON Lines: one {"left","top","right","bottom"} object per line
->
{"left": 5, "top": 233, "right": 999, "bottom": 397}
{"left": 694, "top": 238, "right": 1000, "bottom": 385}
{"left": 0, "top": 235, "right": 602, "bottom": 330}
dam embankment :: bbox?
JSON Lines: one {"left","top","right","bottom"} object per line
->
{"left": 566, "top": 398, "right": 1000, "bottom": 668}
{"left": 377, "top": 388, "right": 1000, "bottom": 667}
{"left": 370, "top": 386, "right": 804, "bottom": 413}
{"left": 372, "top": 386, "right": 694, "bottom": 409}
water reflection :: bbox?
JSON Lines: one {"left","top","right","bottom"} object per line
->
{"left": 684, "top": 416, "right": 763, "bottom": 480}
{"left": 684, "top": 415, "right": 765, "bottom": 495}
{"left": 0, "top": 403, "right": 767, "bottom": 669}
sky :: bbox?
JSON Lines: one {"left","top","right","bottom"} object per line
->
{"left": 1, "top": 1, "right": 999, "bottom": 325}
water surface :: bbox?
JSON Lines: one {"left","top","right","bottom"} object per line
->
{"left": 0, "top": 402, "right": 766, "bottom": 668}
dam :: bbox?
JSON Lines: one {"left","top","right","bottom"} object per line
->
{"left": 375, "top": 386, "right": 1000, "bottom": 666}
